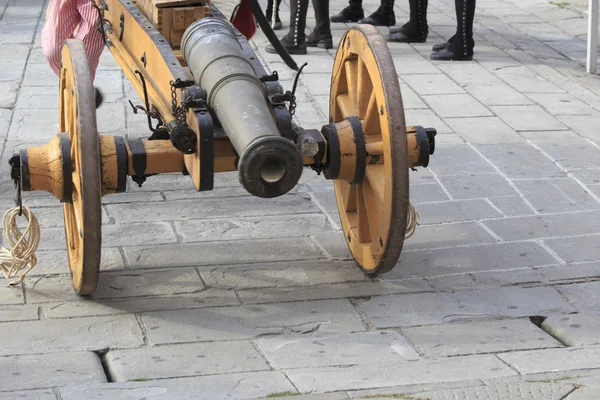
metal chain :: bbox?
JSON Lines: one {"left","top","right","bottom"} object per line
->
{"left": 170, "top": 79, "right": 188, "bottom": 127}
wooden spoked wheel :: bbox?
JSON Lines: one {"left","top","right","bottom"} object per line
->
{"left": 329, "top": 25, "right": 409, "bottom": 275}
{"left": 59, "top": 39, "right": 102, "bottom": 295}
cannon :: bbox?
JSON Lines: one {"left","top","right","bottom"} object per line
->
{"left": 7, "top": 0, "right": 437, "bottom": 295}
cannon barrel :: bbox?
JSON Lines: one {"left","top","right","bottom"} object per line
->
{"left": 181, "top": 18, "right": 303, "bottom": 198}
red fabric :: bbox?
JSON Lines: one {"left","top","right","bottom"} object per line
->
{"left": 231, "top": 0, "right": 256, "bottom": 39}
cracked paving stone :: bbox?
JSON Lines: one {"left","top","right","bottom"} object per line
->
{"left": 402, "top": 318, "right": 563, "bottom": 357}
{"left": 498, "top": 346, "right": 600, "bottom": 374}
{"left": 0, "top": 352, "right": 106, "bottom": 391}
{"left": 542, "top": 313, "right": 600, "bottom": 346}
{"left": 142, "top": 299, "right": 365, "bottom": 344}
{"left": 0, "top": 315, "right": 144, "bottom": 356}
{"left": 256, "top": 331, "right": 420, "bottom": 369}
{"left": 106, "top": 341, "right": 269, "bottom": 382}
{"left": 58, "top": 371, "right": 295, "bottom": 400}
{"left": 555, "top": 281, "right": 600, "bottom": 312}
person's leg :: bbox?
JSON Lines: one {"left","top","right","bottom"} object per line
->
{"left": 42, "top": 0, "right": 80, "bottom": 77}
{"left": 386, "top": 0, "right": 427, "bottom": 42}
{"left": 430, "top": 0, "right": 475, "bottom": 60}
{"left": 75, "top": 0, "right": 104, "bottom": 81}
{"left": 357, "top": 0, "right": 395, "bottom": 27}
{"left": 330, "top": 0, "right": 363, "bottom": 23}
{"left": 307, "top": 0, "right": 332, "bottom": 49}
{"left": 265, "top": 0, "right": 309, "bottom": 54}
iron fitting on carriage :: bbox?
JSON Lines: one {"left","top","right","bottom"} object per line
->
{"left": 181, "top": 17, "right": 303, "bottom": 198}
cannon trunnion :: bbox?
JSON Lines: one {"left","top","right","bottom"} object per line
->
{"left": 8, "top": 0, "right": 437, "bottom": 295}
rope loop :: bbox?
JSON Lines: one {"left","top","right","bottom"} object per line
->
{"left": 405, "top": 201, "right": 421, "bottom": 239}
{"left": 0, "top": 206, "right": 40, "bottom": 287}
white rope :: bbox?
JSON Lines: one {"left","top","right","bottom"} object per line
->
{"left": 405, "top": 201, "right": 420, "bottom": 239}
{"left": 0, "top": 206, "right": 40, "bottom": 287}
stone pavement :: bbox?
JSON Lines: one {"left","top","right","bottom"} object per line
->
{"left": 1, "top": 0, "right": 600, "bottom": 398}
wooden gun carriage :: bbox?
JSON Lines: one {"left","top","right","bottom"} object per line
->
{"left": 8, "top": 0, "right": 437, "bottom": 295}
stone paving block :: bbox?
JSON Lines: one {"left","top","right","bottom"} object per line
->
{"left": 388, "top": 241, "right": 557, "bottom": 279}
{"left": 399, "top": 83, "right": 428, "bottom": 109}
{"left": 125, "top": 237, "right": 324, "bottom": 268}
{"left": 495, "top": 66, "right": 564, "bottom": 94}
{"left": 539, "top": 262, "right": 600, "bottom": 282}
{"left": 0, "top": 390, "right": 57, "bottom": 400}
{"left": 255, "top": 394, "right": 349, "bottom": 400}
{"left": 238, "top": 279, "right": 432, "bottom": 304}
{"left": 426, "top": 274, "right": 480, "bottom": 291}
{"left": 556, "top": 281, "right": 600, "bottom": 312}
{"left": 491, "top": 105, "right": 567, "bottom": 131}
{"left": 391, "top": 381, "right": 575, "bottom": 400}
{"left": 487, "top": 196, "right": 535, "bottom": 217}
{"left": 142, "top": 299, "right": 365, "bottom": 344}
{"left": 403, "top": 319, "right": 563, "bottom": 357}
{"left": 0, "top": 304, "right": 40, "bottom": 322}
{"left": 199, "top": 259, "right": 369, "bottom": 289}
{"left": 408, "top": 184, "right": 446, "bottom": 205}
{"left": 0, "top": 315, "right": 144, "bottom": 356}
{"left": 285, "top": 354, "right": 516, "bottom": 392}
{"left": 8, "top": 109, "right": 58, "bottom": 142}
{"left": 437, "top": 63, "right": 500, "bottom": 86}
{"left": 257, "top": 331, "right": 420, "bottom": 369}
{"left": 544, "top": 235, "right": 600, "bottom": 264}
{"left": 310, "top": 233, "right": 350, "bottom": 259}
{"left": 300, "top": 73, "right": 332, "bottom": 96}
{"left": 403, "top": 221, "right": 497, "bottom": 250}
{"left": 412, "top": 199, "right": 503, "bottom": 224}
{"left": 525, "top": 93, "right": 597, "bottom": 115}
{"left": 475, "top": 144, "right": 565, "bottom": 178}
{"left": 498, "top": 346, "right": 600, "bottom": 374}
{"left": 22, "top": 62, "right": 58, "bottom": 87}
{"left": 16, "top": 86, "right": 58, "bottom": 109}
{"left": 565, "top": 387, "right": 600, "bottom": 400}
{"left": 0, "top": 44, "right": 29, "bottom": 78}
{"left": 59, "top": 371, "right": 296, "bottom": 400}
{"left": 542, "top": 313, "right": 600, "bottom": 346}
{"left": 0, "top": 80, "right": 19, "bottom": 108}
{"left": 0, "top": 109, "right": 11, "bottom": 139}
{"left": 363, "top": 287, "right": 575, "bottom": 328}
{"left": 26, "top": 268, "right": 205, "bottom": 303}
{"left": 403, "top": 74, "right": 466, "bottom": 95}
{"left": 423, "top": 94, "right": 493, "bottom": 118}
{"left": 349, "top": 379, "right": 486, "bottom": 398}
{"left": 0, "top": 279, "right": 24, "bottom": 305}
{"left": 465, "top": 82, "right": 534, "bottom": 106}
{"left": 0, "top": 352, "right": 106, "bottom": 391}
{"left": 556, "top": 115, "right": 600, "bottom": 142}
{"left": 107, "top": 194, "right": 317, "bottom": 223}
{"left": 483, "top": 210, "right": 600, "bottom": 240}
{"left": 514, "top": 178, "right": 600, "bottom": 213}
{"left": 404, "top": 109, "right": 453, "bottom": 134}
{"left": 427, "top": 144, "right": 495, "bottom": 176}
{"left": 394, "top": 54, "right": 442, "bottom": 74}
{"left": 97, "top": 102, "right": 126, "bottom": 135}
{"left": 106, "top": 340, "right": 269, "bottom": 381}
{"left": 0, "top": 20, "right": 37, "bottom": 45}
{"left": 175, "top": 214, "right": 334, "bottom": 242}
{"left": 445, "top": 117, "right": 525, "bottom": 144}
{"left": 471, "top": 268, "right": 545, "bottom": 287}
{"left": 26, "top": 247, "right": 124, "bottom": 276}
{"left": 522, "top": 130, "right": 600, "bottom": 170}
{"left": 437, "top": 174, "right": 516, "bottom": 199}
{"left": 570, "top": 169, "right": 600, "bottom": 186}
{"left": 43, "top": 289, "right": 240, "bottom": 318}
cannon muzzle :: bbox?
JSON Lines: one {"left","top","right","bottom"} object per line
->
{"left": 181, "top": 18, "right": 303, "bottom": 198}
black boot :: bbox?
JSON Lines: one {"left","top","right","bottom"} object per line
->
{"left": 358, "top": 0, "right": 395, "bottom": 26}
{"left": 307, "top": 0, "right": 333, "bottom": 49}
{"left": 431, "top": 0, "right": 475, "bottom": 60}
{"left": 386, "top": 0, "right": 428, "bottom": 42}
{"left": 265, "top": 0, "right": 283, "bottom": 30}
{"left": 265, "top": 0, "right": 309, "bottom": 54}
{"left": 330, "top": 0, "right": 364, "bottom": 23}
{"left": 431, "top": 34, "right": 474, "bottom": 51}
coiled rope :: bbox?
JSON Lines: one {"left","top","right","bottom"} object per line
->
{"left": 0, "top": 206, "right": 40, "bottom": 286}
{"left": 405, "top": 201, "right": 420, "bottom": 239}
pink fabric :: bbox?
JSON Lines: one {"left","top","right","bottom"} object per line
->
{"left": 42, "top": 0, "right": 104, "bottom": 80}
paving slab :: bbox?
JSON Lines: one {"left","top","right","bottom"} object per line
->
{"left": 0, "top": 304, "right": 40, "bottom": 322}
{"left": 286, "top": 354, "right": 516, "bottom": 392}
{"left": 0, "top": 352, "right": 107, "bottom": 391}
{"left": 498, "top": 346, "right": 600, "bottom": 374}
{"left": 444, "top": 117, "right": 525, "bottom": 145}
{"left": 423, "top": 94, "right": 493, "bottom": 118}
{"left": 487, "top": 196, "right": 536, "bottom": 217}
{"left": 475, "top": 144, "right": 566, "bottom": 179}
{"left": 556, "top": 281, "right": 600, "bottom": 312}
{"left": 539, "top": 262, "right": 600, "bottom": 282}
{"left": 513, "top": 178, "right": 600, "bottom": 213}
{"left": 565, "top": 387, "right": 600, "bottom": 400}
{"left": 403, "top": 318, "right": 563, "bottom": 357}
{"left": 542, "top": 313, "right": 600, "bottom": 346}
{"left": 0, "top": 390, "right": 57, "bottom": 400}
{"left": 0, "top": 315, "right": 144, "bottom": 355}
{"left": 106, "top": 341, "right": 269, "bottom": 381}
{"left": 142, "top": 299, "right": 365, "bottom": 344}
{"left": 363, "top": 287, "right": 575, "bottom": 328}
{"left": 436, "top": 174, "right": 517, "bottom": 199}
{"left": 544, "top": 235, "right": 600, "bottom": 264}
{"left": 401, "top": 221, "right": 497, "bottom": 250}
{"left": 59, "top": 371, "right": 295, "bottom": 400}
{"left": 257, "top": 331, "right": 420, "bottom": 369}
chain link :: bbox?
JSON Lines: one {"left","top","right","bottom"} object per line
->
{"left": 170, "top": 79, "right": 188, "bottom": 127}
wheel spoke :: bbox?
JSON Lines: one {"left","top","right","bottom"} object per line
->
{"left": 362, "top": 91, "right": 379, "bottom": 136}
{"left": 362, "top": 178, "right": 382, "bottom": 247}
{"left": 357, "top": 60, "right": 373, "bottom": 119}
{"left": 364, "top": 164, "right": 385, "bottom": 206}
{"left": 356, "top": 183, "right": 371, "bottom": 243}
{"left": 344, "top": 57, "right": 358, "bottom": 115}
{"left": 337, "top": 94, "right": 354, "bottom": 119}
{"left": 344, "top": 182, "right": 357, "bottom": 212}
